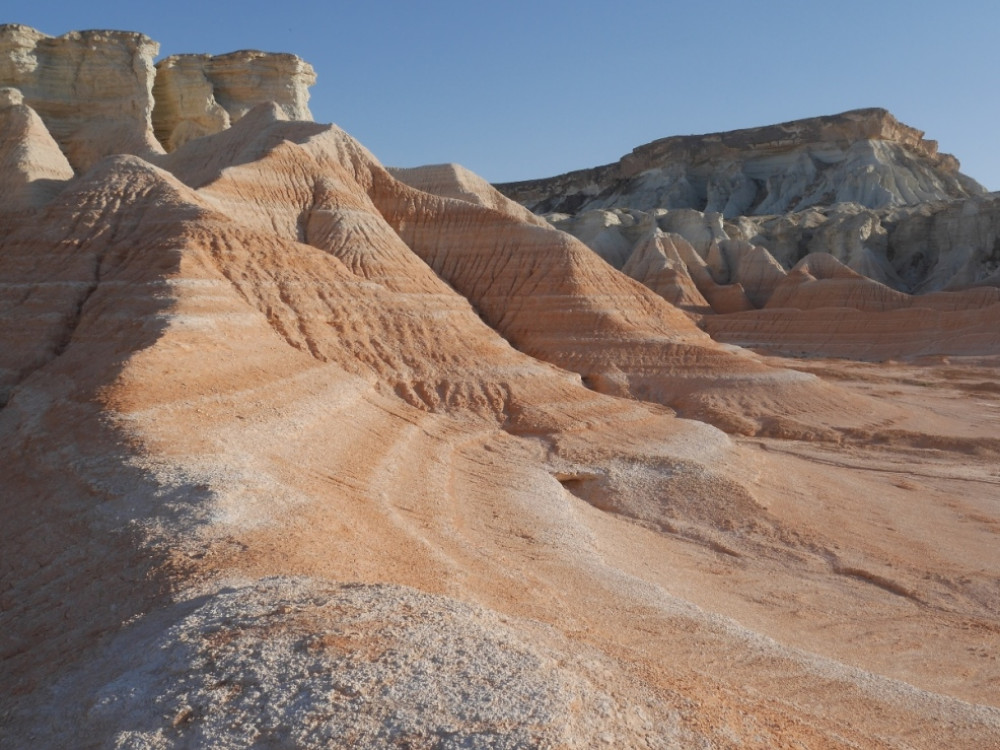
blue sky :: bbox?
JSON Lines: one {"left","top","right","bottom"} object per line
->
{"left": 11, "top": 1, "right": 1000, "bottom": 189}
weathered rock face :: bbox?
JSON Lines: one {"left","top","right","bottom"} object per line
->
{"left": 501, "top": 108, "right": 999, "bottom": 305}
{"left": 0, "top": 25, "right": 318, "bottom": 168}
{"left": 388, "top": 162, "right": 548, "bottom": 227}
{"left": 0, "top": 24, "right": 163, "bottom": 171}
{"left": 619, "top": 230, "right": 713, "bottom": 314}
{"left": 0, "top": 86, "right": 74, "bottom": 210}
{"left": 552, "top": 192, "right": 1000, "bottom": 313}
{"left": 152, "top": 50, "right": 316, "bottom": 151}
{"left": 497, "top": 108, "right": 985, "bottom": 217}
{"left": 745, "top": 196, "right": 1000, "bottom": 293}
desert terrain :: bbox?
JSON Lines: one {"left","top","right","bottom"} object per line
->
{"left": 0, "top": 25, "right": 998, "bottom": 749}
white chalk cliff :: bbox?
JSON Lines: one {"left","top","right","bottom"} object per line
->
{"left": 152, "top": 50, "right": 316, "bottom": 151}
{"left": 0, "top": 23, "right": 317, "bottom": 168}
{"left": 497, "top": 108, "right": 986, "bottom": 217}
{"left": 0, "top": 24, "right": 162, "bottom": 171}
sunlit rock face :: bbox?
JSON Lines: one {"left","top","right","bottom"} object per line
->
{"left": 0, "top": 86, "right": 74, "bottom": 210}
{"left": 0, "top": 24, "right": 163, "bottom": 171}
{"left": 510, "top": 111, "right": 998, "bottom": 303}
{"left": 152, "top": 50, "right": 316, "bottom": 151}
{"left": 0, "top": 24, "right": 318, "bottom": 165}
{"left": 497, "top": 108, "right": 985, "bottom": 217}
{"left": 499, "top": 109, "right": 1000, "bottom": 361}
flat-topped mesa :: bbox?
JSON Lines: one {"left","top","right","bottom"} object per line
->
{"left": 619, "top": 108, "right": 948, "bottom": 176}
{"left": 152, "top": 50, "right": 316, "bottom": 151}
{"left": 496, "top": 108, "right": 985, "bottom": 218}
{"left": 0, "top": 24, "right": 163, "bottom": 172}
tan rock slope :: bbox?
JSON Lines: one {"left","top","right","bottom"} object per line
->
{"left": 1, "top": 26, "right": 999, "bottom": 749}
{"left": 0, "top": 86, "right": 74, "bottom": 210}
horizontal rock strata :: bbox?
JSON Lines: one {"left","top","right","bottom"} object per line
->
{"left": 0, "top": 24, "right": 163, "bottom": 171}
{"left": 497, "top": 108, "right": 985, "bottom": 217}
{"left": 152, "top": 50, "right": 316, "bottom": 151}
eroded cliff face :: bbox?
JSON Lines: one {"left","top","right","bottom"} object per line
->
{"left": 550, "top": 195, "right": 1000, "bottom": 306}
{"left": 513, "top": 108, "right": 1000, "bottom": 351}
{"left": 0, "top": 24, "right": 317, "bottom": 168}
{"left": 152, "top": 50, "right": 316, "bottom": 151}
{"left": 0, "top": 24, "right": 163, "bottom": 171}
{"left": 497, "top": 108, "right": 985, "bottom": 217}
{"left": 0, "top": 86, "right": 74, "bottom": 210}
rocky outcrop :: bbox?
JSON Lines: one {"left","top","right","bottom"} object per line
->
{"left": 0, "top": 25, "right": 318, "bottom": 167}
{"left": 619, "top": 230, "right": 713, "bottom": 314}
{"left": 545, "top": 208, "right": 650, "bottom": 267}
{"left": 553, "top": 192, "right": 1000, "bottom": 312}
{"left": 744, "top": 196, "right": 1000, "bottom": 293}
{"left": 152, "top": 50, "right": 316, "bottom": 151}
{"left": 502, "top": 109, "right": 999, "bottom": 303}
{"left": 497, "top": 109, "right": 985, "bottom": 217}
{"left": 0, "top": 87, "right": 73, "bottom": 210}
{"left": 0, "top": 24, "right": 162, "bottom": 171}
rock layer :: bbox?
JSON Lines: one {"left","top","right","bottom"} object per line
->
{"left": 0, "top": 86, "right": 73, "bottom": 210}
{"left": 0, "top": 24, "right": 162, "bottom": 171}
{"left": 0, "top": 24, "right": 318, "bottom": 168}
{"left": 152, "top": 50, "right": 316, "bottom": 151}
{"left": 497, "top": 108, "right": 985, "bottom": 217}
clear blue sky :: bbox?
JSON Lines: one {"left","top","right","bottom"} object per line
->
{"left": 11, "top": 1, "right": 1000, "bottom": 189}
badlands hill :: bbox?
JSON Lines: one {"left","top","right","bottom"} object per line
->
{"left": 498, "top": 110, "right": 1000, "bottom": 358}
{"left": 1, "top": 25, "right": 999, "bottom": 749}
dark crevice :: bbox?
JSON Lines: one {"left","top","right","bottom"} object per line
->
{"left": 0, "top": 268, "right": 101, "bottom": 413}
{"left": 52, "top": 279, "right": 99, "bottom": 358}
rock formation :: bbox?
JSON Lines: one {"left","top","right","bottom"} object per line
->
{"left": 496, "top": 108, "right": 986, "bottom": 217}
{"left": 0, "top": 24, "right": 163, "bottom": 171}
{"left": 0, "top": 24, "right": 318, "bottom": 167}
{"left": 152, "top": 50, "right": 316, "bottom": 151}
{"left": 2, "top": 26, "right": 1000, "bottom": 750}
{"left": 741, "top": 196, "right": 1000, "bottom": 293}
{"left": 388, "top": 162, "right": 549, "bottom": 227}
{"left": 501, "top": 110, "right": 1000, "bottom": 312}
{"left": 0, "top": 86, "right": 74, "bottom": 210}
{"left": 542, "top": 194, "right": 1000, "bottom": 310}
